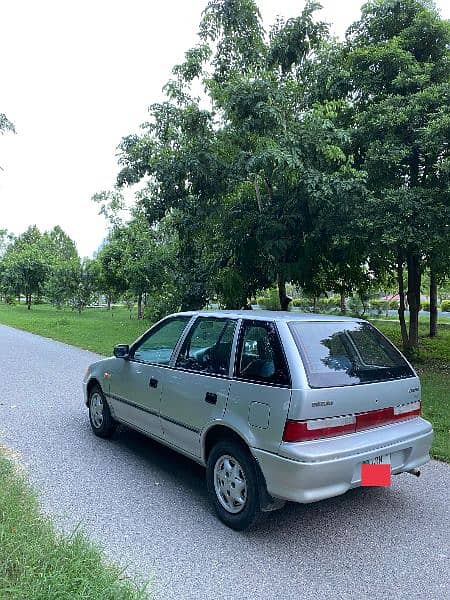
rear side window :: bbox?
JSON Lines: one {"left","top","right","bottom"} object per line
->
{"left": 289, "top": 321, "right": 414, "bottom": 388}
{"left": 235, "top": 320, "right": 290, "bottom": 386}
{"left": 175, "top": 317, "right": 236, "bottom": 376}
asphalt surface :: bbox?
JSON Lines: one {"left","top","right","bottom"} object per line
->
{"left": 0, "top": 323, "right": 449, "bottom": 600}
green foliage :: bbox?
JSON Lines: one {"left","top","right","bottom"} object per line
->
{"left": 343, "top": 0, "right": 450, "bottom": 348}
{"left": 389, "top": 299, "right": 400, "bottom": 309}
{"left": 143, "top": 289, "right": 180, "bottom": 323}
{"left": 291, "top": 297, "right": 312, "bottom": 310}
{"left": 370, "top": 298, "right": 390, "bottom": 314}
{"left": 441, "top": 300, "right": 450, "bottom": 312}
{"left": 1, "top": 227, "right": 50, "bottom": 307}
{"left": 116, "top": 0, "right": 371, "bottom": 312}
{"left": 422, "top": 300, "right": 430, "bottom": 311}
{"left": 43, "top": 226, "right": 81, "bottom": 307}
{"left": 256, "top": 287, "right": 280, "bottom": 310}
{"left": 347, "top": 294, "right": 365, "bottom": 317}
{"left": 0, "top": 449, "right": 149, "bottom": 598}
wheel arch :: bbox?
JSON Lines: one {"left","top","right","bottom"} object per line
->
{"left": 202, "top": 422, "right": 283, "bottom": 513}
{"left": 202, "top": 423, "right": 253, "bottom": 463}
{"left": 86, "top": 377, "right": 102, "bottom": 405}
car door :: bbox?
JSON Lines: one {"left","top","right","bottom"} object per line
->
{"left": 227, "top": 319, "right": 292, "bottom": 455}
{"left": 160, "top": 316, "right": 237, "bottom": 457}
{"left": 107, "top": 315, "right": 192, "bottom": 438}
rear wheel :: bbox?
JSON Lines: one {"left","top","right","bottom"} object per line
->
{"left": 88, "top": 384, "right": 117, "bottom": 438}
{"left": 206, "top": 440, "right": 261, "bottom": 530}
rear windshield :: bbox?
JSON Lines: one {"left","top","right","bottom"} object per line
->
{"left": 288, "top": 321, "right": 414, "bottom": 388}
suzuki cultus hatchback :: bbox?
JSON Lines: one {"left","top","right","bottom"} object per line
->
{"left": 83, "top": 311, "right": 433, "bottom": 530}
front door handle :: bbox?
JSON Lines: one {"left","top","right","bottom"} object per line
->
{"left": 149, "top": 377, "right": 158, "bottom": 389}
{"left": 205, "top": 392, "right": 217, "bottom": 404}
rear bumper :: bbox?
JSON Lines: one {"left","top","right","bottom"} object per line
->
{"left": 251, "top": 417, "right": 433, "bottom": 504}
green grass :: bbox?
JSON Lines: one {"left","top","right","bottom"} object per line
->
{"left": 0, "top": 304, "right": 148, "bottom": 356}
{"left": 0, "top": 303, "right": 448, "bottom": 463}
{"left": 0, "top": 448, "right": 149, "bottom": 599}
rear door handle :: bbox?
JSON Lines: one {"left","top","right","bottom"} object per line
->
{"left": 205, "top": 392, "right": 217, "bottom": 404}
{"left": 149, "top": 377, "right": 158, "bottom": 389}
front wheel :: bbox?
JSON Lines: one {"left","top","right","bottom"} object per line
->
{"left": 88, "top": 384, "right": 117, "bottom": 438}
{"left": 206, "top": 440, "right": 261, "bottom": 530}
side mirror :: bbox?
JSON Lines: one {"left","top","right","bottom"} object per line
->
{"left": 113, "top": 344, "right": 130, "bottom": 359}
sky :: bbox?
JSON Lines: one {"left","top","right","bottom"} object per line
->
{"left": 1, "top": 0, "right": 449, "bottom": 258}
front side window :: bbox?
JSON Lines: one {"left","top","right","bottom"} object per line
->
{"left": 289, "top": 321, "right": 414, "bottom": 388}
{"left": 132, "top": 316, "right": 191, "bottom": 365}
{"left": 235, "top": 320, "right": 290, "bottom": 386}
{"left": 175, "top": 317, "right": 236, "bottom": 376}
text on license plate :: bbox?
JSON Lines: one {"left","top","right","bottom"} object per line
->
{"left": 366, "top": 454, "right": 391, "bottom": 465}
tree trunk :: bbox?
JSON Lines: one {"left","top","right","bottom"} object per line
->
{"left": 340, "top": 290, "right": 346, "bottom": 314}
{"left": 137, "top": 293, "right": 143, "bottom": 320}
{"left": 406, "top": 252, "right": 421, "bottom": 349}
{"left": 107, "top": 295, "right": 111, "bottom": 310}
{"left": 429, "top": 263, "right": 438, "bottom": 338}
{"left": 277, "top": 273, "right": 291, "bottom": 311}
{"left": 397, "top": 252, "right": 409, "bottom": 351}
{"left": 27, "top": 294, "right": 31, "bottom": 310}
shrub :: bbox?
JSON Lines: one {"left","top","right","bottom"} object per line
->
{"left": 422, "top": 301, "right": 430, "bottom": 312}
{"left": 4, "top": 296, "right": 16, "bottom": 305}
{"left": 370, "top": 299, "right": 390, "bottom": 314}
{"left": 441, "top": 300, "right": 450, "bottom": 313}
{"left": 143, "top": 291, "right": 180, "bottom": 322}
{"left": 317, "top": 296, "right": 340, "bottom": 311}
{"left": 291, "top": 297, "right": 312, "bottom": 310}
{"left": 256, "top": 287, "right": 280, "bottom": 310}
{"left": 348, "top": 294, "right": 364, "bottom": 316}
{"left": 389, "top": 299, "right": 399, "bottom": 309}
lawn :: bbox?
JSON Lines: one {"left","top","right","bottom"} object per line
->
{"left": 0, "top": 448, "right": 149, "bottom": 599}
{"left": 0, "top": 303, "right": 148, "bottom": 356}
{"left": 0, "top": 303, "right": 448, "bottom": 462}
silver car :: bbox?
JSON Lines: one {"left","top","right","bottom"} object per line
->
{"left": 83, "top": 311, "right": 433, "bottom": 530}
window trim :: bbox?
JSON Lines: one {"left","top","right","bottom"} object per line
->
{"left": 233, "top": 319, "right": 291, "bottom": 388}
{"left": 128, "top": 315, "right": 193, "bottom": 367}
{"left": 172, "top": 315, "right": 238, "bottom": 378}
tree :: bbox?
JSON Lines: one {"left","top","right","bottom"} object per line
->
{"left": 71, "top": 258, "right": 101, "bottom": 313}
{"left": 42, "top": 226, "right": 81, "bottom": 307}
{"left": 96, "top": 209, "right": 168, "bottom": 319}
{"left": 343, "top": 0, "right": 450, "bottom": 351}
{"left": 117, "top": 0, "right": 368, "bottom": 310}
{"left": 1, "top": 226, "right": 49, "bottom": 308}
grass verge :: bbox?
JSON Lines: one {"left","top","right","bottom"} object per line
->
{"left": 0, "top": 303, "right": 448, "bottom": 462}
{"left": 0, "top": 448, "right": 149, "bottom": 599}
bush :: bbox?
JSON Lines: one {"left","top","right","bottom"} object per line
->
{"left": 256, "top": 287, "right": 280, "bottom": 310}
{"left": 4, "top": 296, "right": 16, "bottom": 305}
{"left": 370, "top": 299, "right": 390, "bottom": 314}
{"left": 291, "top": 297, "right": 311, "bottom": 310}
{"left": 389, "top": 299, "right": 399, "bottom": 309}
{"left": 348, "top": 294, "right": 364, "bottom": 316}
{"left": 318, "top": 296, "right": 340, "bottom": 311}
{"left": 422, "top": 301, "right": 430, "bottom": 312}
{"left": 441, "top": 300, "right": 450, "bottom": 313}
{"left": 144, "top": 292, "right": 180, "bottom": 323}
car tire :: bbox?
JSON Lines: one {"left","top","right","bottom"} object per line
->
{"left": 206, "top": 440, "right": 261, "bottom": 531}
{"left": 88, "top": 384, "right": 117, "bottom": 438}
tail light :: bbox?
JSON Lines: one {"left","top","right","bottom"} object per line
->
{"left": 283, "top": 401, "right": 421, "bottom": 442}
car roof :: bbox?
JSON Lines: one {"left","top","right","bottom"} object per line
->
{"left": 174, "top": 309, "right": 361, "bottom": 323}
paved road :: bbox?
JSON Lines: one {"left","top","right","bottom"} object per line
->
{"left": 0, "top": 323, "right": 449, "bottom": 600}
